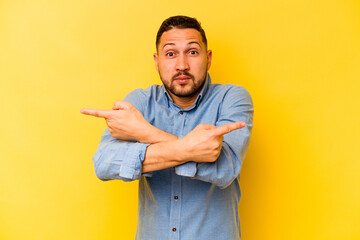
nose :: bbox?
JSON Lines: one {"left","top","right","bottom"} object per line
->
{"left": 176, "top": 53, "right": 189, "bottom": 71}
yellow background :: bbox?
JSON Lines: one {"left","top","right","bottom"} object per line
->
{"left": 1, "top": 0, "right": 359, "bottom": 239}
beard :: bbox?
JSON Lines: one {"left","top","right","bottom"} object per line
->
{"left": 160, "top": 70, "right": 207, "bottom": 98}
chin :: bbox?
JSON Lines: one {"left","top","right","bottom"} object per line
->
{"left": 172, "top": 88, "right": 198, "bottom": 98}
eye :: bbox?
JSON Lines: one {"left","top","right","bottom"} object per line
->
{"left": 166, "top": 52, "right": 175, "bottom": 57}
{"left": 189, "top": 50, "right": 198, "bottom": 55}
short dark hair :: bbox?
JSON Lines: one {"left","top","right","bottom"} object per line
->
{"left": 156, "top": 15, "right": 207, "bottom": 50}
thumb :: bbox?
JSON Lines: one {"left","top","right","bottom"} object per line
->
{"left": 195, "top": 123, "right": 217, "bottom": 130}
{"left": 112, "top": 101, "right": 133, "bottom": 110}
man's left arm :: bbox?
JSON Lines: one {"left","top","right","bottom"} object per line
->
{"left": 176, "top": 86, "right": 254, "bottom": 189}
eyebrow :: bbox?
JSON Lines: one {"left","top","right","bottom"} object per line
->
{"left": 162, "top": 43, "right": 175, "bottom": 49}
{"left": 188, "top": 41, "right": 201, "bottom": 47}
{"left": 162, "top": 41, "right": 201, "bottom": 49}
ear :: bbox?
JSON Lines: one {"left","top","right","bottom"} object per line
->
{"left": 153, "top": 53, "right": 159, "bottom": 73}
{"left": 206, "top": 50, "right": 212, "bottom": 71}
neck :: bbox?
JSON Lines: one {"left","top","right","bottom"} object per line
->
{"left": 170, "top": 93, "right": 199, "bottom": 110}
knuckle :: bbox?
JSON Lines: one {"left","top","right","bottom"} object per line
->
{"left": 124, "top": 101, "right": 133, "bottom": 107}
{"left": 108, "top": 129, "right": 118, "bottom": 138}
{"left": 211, "top": 132, "right": 218, "bottom": 138}
{"left": 210, "top": 141, "right": 220, "bottom": 150}
{"left": 209, "top": 155, "right": 217, "bottom": 162}
{"left": 113, "top": 101, "right": 121, "bottom": 108}
{"left": 126, "top": 104, "right": 135, "bottom": 111}
{"left": 195, "top": 124, "right": 204, "bottom": 130}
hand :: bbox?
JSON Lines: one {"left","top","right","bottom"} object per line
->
{"left": 179, "top": 122, "right": 245, "bottom": 163}
{"left": 81, "top": 101, "right": 154, "bottom": 142}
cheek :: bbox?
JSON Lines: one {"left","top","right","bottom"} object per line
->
{"left": 191, "top": 60, "right": 207, "bottom": 75}
{"left": 160, "top": 62, "right": 174, "bottom": 75}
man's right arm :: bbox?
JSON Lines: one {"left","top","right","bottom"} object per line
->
{"left": 90, "top": 122, "right": 184, "bottom": 181}
{"left": 84, "top": 107, "right": 243, "bottom": 181}
{"left": 84, "top": 89, "right": 185, "bottom": 181}
{"left": 82, "top": 89, "right": 244, "bottom": 181}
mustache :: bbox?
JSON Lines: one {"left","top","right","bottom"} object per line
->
{"left": 172, "top": 71, "right": 195, "bottom": 81}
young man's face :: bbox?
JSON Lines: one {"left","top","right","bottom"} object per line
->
{"left": 154, "top": 28, "right": 212, "bottom": 98}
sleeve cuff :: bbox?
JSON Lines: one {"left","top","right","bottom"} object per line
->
{"left": 175, "top": 162, "right": 197, "bottom": 177}
{"left": 117, "top": 142, "right": 150, "bottom": 180}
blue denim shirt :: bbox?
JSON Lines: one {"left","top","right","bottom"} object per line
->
{"left": 92, "top": 74, "right": 253, "bottom": 240}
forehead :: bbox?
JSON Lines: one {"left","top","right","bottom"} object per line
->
{"left": 159, "top": 28, "right": 204, "bottom": 49}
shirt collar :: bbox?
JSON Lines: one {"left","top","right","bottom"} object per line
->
{"left": 161, "top": 73, "right": 211, "bottom": 110}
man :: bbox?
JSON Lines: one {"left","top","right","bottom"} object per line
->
{"left": 81, "top": 15, "right": 253, "bottom": 240}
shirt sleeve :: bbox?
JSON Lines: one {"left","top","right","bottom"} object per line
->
{"left": 91, "top": 89, "right": 152, "bottom": 182}
{"left": 176, "top": 85, "right": 254, "bottom": 189}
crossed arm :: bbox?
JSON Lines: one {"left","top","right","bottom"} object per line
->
{"left": 81, "top": 101, "right": 245, "bottom": 173}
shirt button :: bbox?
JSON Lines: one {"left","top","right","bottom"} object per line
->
{"left": 179, "top": 111, "right": 183, "bottom": 115}
{"left": 172, "top": 228, "right": 177, "bottom": 232}
{"left": 174, "top": 195, "right": 178, "bottom": 200}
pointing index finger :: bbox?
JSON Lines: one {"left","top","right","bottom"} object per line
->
{"left": 80, "top": 108, "right": 112, "bottom": 119}
{"left": 214, "top": 121, "right": 246, "bottom": 136}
